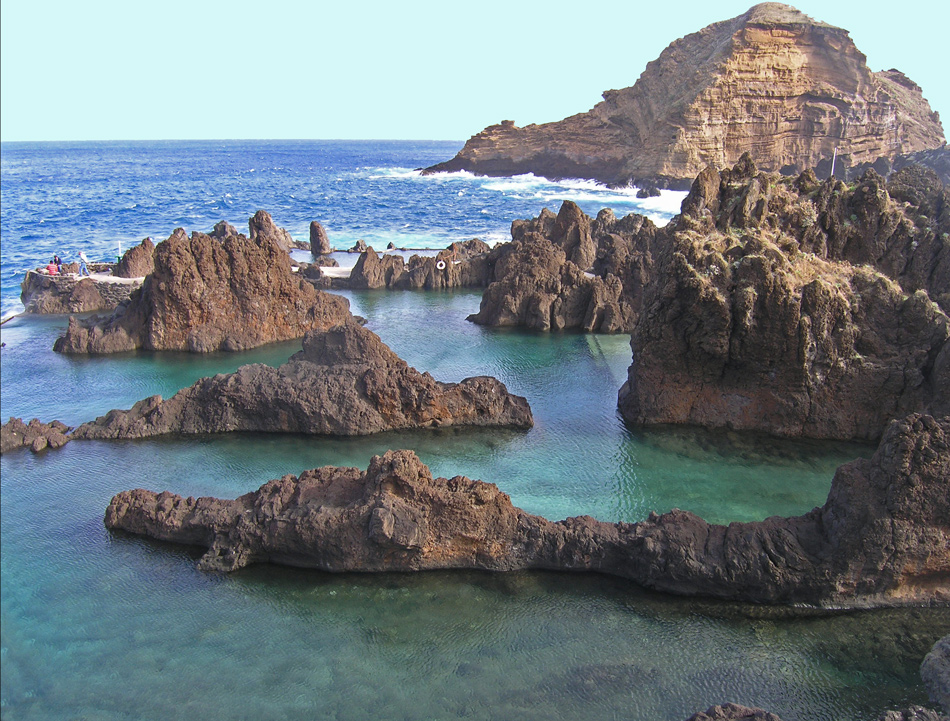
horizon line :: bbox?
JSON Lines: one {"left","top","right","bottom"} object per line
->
{"left": 0, "top": 137, "right": 467, "bottom": 145}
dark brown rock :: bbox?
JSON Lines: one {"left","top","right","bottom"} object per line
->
{"left": 1, "top": 417, "right": 71, "bottom": 455}
{"left": 53, "top": 228, "right": 351, "bottom": 354}
{"left": 684, "top": 704, "right": 784, "bottom": 721}
{"left": 423, "top": 4, "right": 944, "bottom": 186}
{"left": 73, "top": 320, "right": 533, "bottom": 440}
{"left": 104, "top": 413, "right": 949, "bottom": 609}
{"left": 619, "top": 157, "right": 950, "bottom": 440}
{"left": 248, "top": 210, "right": 294, "bottom": 252}
{"left": 309, "top": 220, "right": 333, "bottom": 257}
{"left": 113, "top": 237, "right": 155, "bottom": 278}
{"left": 343, "top": 241, "right": 495, "bottom": 291}
{"left": 348, "top": 247, "right": 409, "bottom": 289}
{"left": 445, "top": 238, "right": 491, "bottom": 260}
{"left": 468, "top": 202, "right": 656, "bottom": 332}
{"left": 921, "top": 635, "right": 950, "bottom": 715}
{"left": 210, "top": 220, "right": 238, "bottom": 240}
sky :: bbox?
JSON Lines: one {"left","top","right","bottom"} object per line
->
{"left": 1, "top": 0, "right": 947, "bottom": 142}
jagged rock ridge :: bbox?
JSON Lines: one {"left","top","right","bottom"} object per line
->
{"left": 105, "top": 414, "right": 949, "bottom": 609}
{"left": 424, "top": 3, "right": 944, "bottom": 187}
{"left": 53, "top": 211, "right": 351, "bottom": 354}
{"left": 71, "top": 321, "right": 533, "bottom": 439}
{"left": 0, "top": 418, "right": 71, "bottom": 454}
{"left": 617, "top": 157, "right": 950, "bottom": 441}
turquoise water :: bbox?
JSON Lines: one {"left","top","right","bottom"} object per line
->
{"left": 2, "top": 140, "right": 944, "bottom": 719}
{"left": 2, "top": 289, "right": 944, "bottom": 721}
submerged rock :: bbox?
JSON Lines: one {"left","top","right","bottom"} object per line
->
{"left": 53, "top": 223, "right": 351, "bottom": 354}
{"left": 423, "top": 4, "right": 944, "bottom": 186}
{"left": 73, "top": 321, "right": 533, "bottom": 439}
{"left": 684, "top": 704, "right": 784, "bottom": 721}
{"left": 874, "top": 708, "right": 946, "bottom": 721}
{"left": 105, "top": 413, "right": 949, "bottom": 609}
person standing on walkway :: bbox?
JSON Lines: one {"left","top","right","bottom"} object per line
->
{"left": 78, "top": 251, "right": 90, "bottom": 277}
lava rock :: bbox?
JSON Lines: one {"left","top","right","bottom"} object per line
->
{"left": 73, "top": 320, "right": 533, "bottom": 439}
{"left": 113, "top": 237, "right": 155, "bottom": 278}
{"left": 53, "top": 226, "right": 351, "bottom": 354}
{"left": 1, "top": 417, "right": 71, "bottom": 455}
{"left": 104, "top": 414, "right": 949, "bottom": 609}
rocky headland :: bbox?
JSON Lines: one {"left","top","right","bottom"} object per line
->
{"left": 423, "top": 3, "right": 945, "bottom": 188}
{"left": 618, "top": 157, "right": 950, "bottom": 441}
{"left": 105, "top": 413, "right": 948, "bottom": 609}
{"left": 53, "top": 212, "right": 351, "bottom": 354}
{"left": 71, "top": 320, "right": 532, "bottom": 439}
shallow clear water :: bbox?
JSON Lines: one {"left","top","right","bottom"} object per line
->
{"left": 1, "top": 141, "right": 945, "bottom": 720}
{"left": 2, "top": 291, "right": 943, "bottom": 721}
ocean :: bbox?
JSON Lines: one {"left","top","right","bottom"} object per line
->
{"left": 0, "top": 140, "right": 944, "bottom": 720}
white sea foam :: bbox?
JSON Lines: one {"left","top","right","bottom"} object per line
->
{"left": 387, "top": 167, "right": 687, "bottom": 224}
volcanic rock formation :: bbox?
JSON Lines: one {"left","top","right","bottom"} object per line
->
{"left": 618, "top": 156, "right": 950, "bottom": 441}
{"left": 309, "top": 220, "right": 339, "bottom": 267}
{"left": 72, "top": 321, "right": 533, "bottom": 439}
{"left": 53, "top": 217, "right": 351, "bottom": 354}
{"left": 345, "top": 240, "right": 494, "bottom": 291}
{"left": 105, "top": 413, "right": 949, "bottom": 609}
{"left": 19, "top": 271, "right": 141, "bottom": 315}
{"left": 0, "top": 418, "right": 71, "bottom": 455}
{"left": 248, "top": 210, "right": 295, "bottom": 252}
{"left": 113, "top": 237, "right": 156, "bottom": 279}
{"left": 468, "top": 202, "right": 657, "bottom": 332}
{"left": 423, "top": 4, "right": 945, "bottom": 187}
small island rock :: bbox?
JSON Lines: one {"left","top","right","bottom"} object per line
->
{"left": 73, "top": 320, "right": 533, "bottom": 439}
{"left": 53, "top": 223, "right": 351, "bottom": 354}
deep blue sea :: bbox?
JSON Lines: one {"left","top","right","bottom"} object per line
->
{"left": 1, "top": 140, "right": 945, "bottom": 720}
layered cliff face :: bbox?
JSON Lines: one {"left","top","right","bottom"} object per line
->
{"left": 104, "top": 414, "right": 949, "bottom": 608}
{"left": 53, "top": 212, "right": 351, "bottom": 354}
{"left": 71, "top": 321, "right": 533, "bottom": 439}
{"left": 424, "top": 3, "right": 944, "bottom": 186}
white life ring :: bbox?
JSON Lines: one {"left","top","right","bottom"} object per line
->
{"left": 436, "top": 260, "right": 447, "bottom": 270}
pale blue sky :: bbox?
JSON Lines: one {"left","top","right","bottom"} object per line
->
{"left": 1, "top": 0, "right": 947, "bottom": 142}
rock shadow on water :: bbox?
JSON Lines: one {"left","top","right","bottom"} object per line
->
{"left": 623, "top": 422, "right": 875, "bottom": 467}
